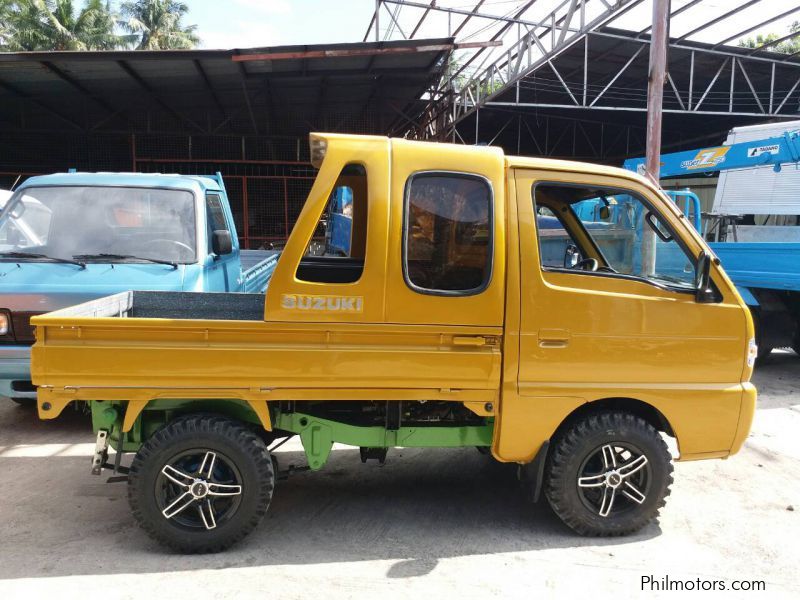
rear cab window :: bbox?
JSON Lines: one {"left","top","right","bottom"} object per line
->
{"left": 403, "top": 172, "right": 493, "bottom": 295}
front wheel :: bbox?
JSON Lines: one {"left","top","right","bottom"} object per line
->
{"left": 544, "top": 412, "right": 673, "bottom": 536}
{"left": 128, "top": 414, "right": 274, "bottom": 553}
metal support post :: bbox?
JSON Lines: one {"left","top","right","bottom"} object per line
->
{"left": 643, "top": 0, "right": 669, "bottom": 277}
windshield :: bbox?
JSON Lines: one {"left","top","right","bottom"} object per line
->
{"left": 0, "top": 186, "right": 197, "bottom": 263}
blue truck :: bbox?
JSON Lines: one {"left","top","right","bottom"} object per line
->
{"left": 624, "top": 125, "right": 800, "bottom": 360}
{"left": 0, "top": 172, "right": 278, "bottom": 403}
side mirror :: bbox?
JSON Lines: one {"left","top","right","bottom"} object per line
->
{"left": 211, "top": 230, "right": 232, "bottom": 256}
{"left": 695, "top": 250, "right": 714, "bottom": 303}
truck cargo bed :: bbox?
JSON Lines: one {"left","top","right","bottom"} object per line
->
{"left": 32, "top": 290, "right": 501, "bottom": 406}
{"left": 240, "top": 249, "right": 279, "bottom": 273}
{"left": 47, "top": 290, "right": 265, "bottom": 321}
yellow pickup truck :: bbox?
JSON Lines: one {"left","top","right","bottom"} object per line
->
{"left": 31, "top": 133, "right": 757, "bottom": 553}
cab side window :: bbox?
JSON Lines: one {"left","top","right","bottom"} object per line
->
{"left": 403, "top": 172, "right": 492, "bottom": 295}
{"left": 206, "top": 193, "right": 232, "bottom": 253}
{"left": 206, "top": 193, "right": 228, "bottom": 231}
{"left": 532, "top": 182, "right": 697, "bottom": 291}
{"left": 296, "top": 163, "right": 367, "bottom": 284}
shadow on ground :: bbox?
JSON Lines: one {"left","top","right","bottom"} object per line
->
{"left": 0, "top": 408, "right": 661, "bottom": 580}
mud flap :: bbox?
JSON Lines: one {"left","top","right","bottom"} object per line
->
{"left": 517, "top": 440, "right": 549, "bottom": 503}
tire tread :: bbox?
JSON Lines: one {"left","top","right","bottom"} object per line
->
{"left": 544, "top": 411, "right": 673, "bottom": 537}
{"left": 128, "top": 414, "right": 274, "bottom": 553}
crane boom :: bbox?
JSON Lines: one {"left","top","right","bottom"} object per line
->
{"left": 623, "top": 130, "right": 800, "bottom": 178}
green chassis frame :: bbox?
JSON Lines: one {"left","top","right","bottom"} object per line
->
{"left": 91, "top": 400, "right": 494, "bottom": 471}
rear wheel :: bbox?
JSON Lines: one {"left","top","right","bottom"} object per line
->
{"left": 128, "top": 414, "right": 274, "bottom": 553}
{"left": 544, "top": 412, "right": 673, "bottom": 536}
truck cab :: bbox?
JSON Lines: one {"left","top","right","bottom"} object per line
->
{"left": 0, "top": 172, "right": 276, "bottom": 402}
{"left": 30, "top": 134, "right": 756, "bottom": 552}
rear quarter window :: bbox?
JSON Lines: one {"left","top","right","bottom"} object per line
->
{"left": 403, "top": 172, "right": 493, "bottom": 296}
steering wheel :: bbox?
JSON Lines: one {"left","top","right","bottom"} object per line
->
{"left": 148, "top": 239, "right": 194, "bottom": 260}
{"left": 572, "top": 257, "right": 599, "bottom": 272}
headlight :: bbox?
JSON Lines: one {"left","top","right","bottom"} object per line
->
{"left": 0, "top": 312, "right": 8, "bottom": 336}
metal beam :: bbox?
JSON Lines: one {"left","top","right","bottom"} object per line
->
{"left": 446, "top": 0, "right": 538, "bottom": 86}
{"left": 383, "top": 0, "right": 576, "bottom": 31}
{"left": 232, "top": 41, "right": 499, "bottom": 61}
{"left": 452, "top": 0, "right": 487, "bottom": 37}
{"left": 409, "top": 0, "right": 435, "bottom": 39}
{"left": 748, "top": 28, "right": 800, "bottom": 54}
{"left": 692, "top": 57, "right": 729, "bottom": 112}
{"left": 676, "top": 0, "right": 761, "bottom": 43}
{"left": 39, "top": 61, "right": 119, "bottom": 117}
{"left": 636, "top": 0, "right": 704, "bottom": 37}
{"left": 363, "top": 4, "right": 379, "bottom": 42}
{"left": 737, "top": 59, "right": 765, "bottom": 113}
{"left": 590, "top": 43, "right": 646, "bottom": 106}
{"left": 0, "top": 75, "right": 83, "bottom": 130}
{"left": 592, "top": 30, "right": 799, "bottom": 66}
{"left": 484, "top": 101, "right": 800, "bottom": 119}
{"left": 713, "top": 5, "right": 800, "bottom": 48}
{"left": 428, "top": 0, "right": 800, "bottom": 140}
{"left": 116, "top": 60, "right": 205, "bottom": 133}
{"left": 446, "top": 0, "right": 644, "bottom": 120}
{"left": 383, "top": 1, "right": 408, "bottom": 40}
{"left": 193, "top": 59, "right": 228, "bottom": 122}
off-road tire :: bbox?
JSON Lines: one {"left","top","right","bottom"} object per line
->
{"left": 128, "top": 414, "right": 274, "bottom": 553}
{"left": 544, "top": 412, "right": 673, "bottom": 536}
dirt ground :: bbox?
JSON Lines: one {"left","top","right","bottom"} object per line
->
{"left": 0, "top": 353, "right": 798, "bottom": 599}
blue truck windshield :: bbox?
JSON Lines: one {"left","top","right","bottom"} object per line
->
{"left": 0, "top": 186, "right": 197, "bottom": 264}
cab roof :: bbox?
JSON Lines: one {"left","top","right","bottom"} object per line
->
{"left": 316, "top": 132, "right": 652, "bottom": 189}
{"left": 504, "top": 153, "right": 650, "bottom": 185}
{"left": 18, "top": 172, "right": 222, "bottom": 192}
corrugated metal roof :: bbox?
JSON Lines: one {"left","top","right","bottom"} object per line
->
{"left": 0, "top": 38, "right": 454, "bottom": 136}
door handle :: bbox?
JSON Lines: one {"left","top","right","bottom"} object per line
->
{"left": 539, "top": 339, "right": 569, "bottom": 348}
{"left": 453, "top": 336, "right": 487, "bottom": 347}
{"left": 538, "top": 329, "right": 570, "bottom": 348}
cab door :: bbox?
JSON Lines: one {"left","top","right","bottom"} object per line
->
{"left": 382, "top": 140, "right": 507, "bottom": 397}
{"left": 204, "top": 191, "right": 238, "bottom": 291}
{"left": 507, "top": 169, "right": 749, "bottom": 460}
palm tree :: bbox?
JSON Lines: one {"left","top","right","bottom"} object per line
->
{"left": 119, "top": 0, "right": 198, "bottom": 50}
{"left": 0, "top": 1, "right": 12, "bottom": 49}
{"left": 1, "top": 0, "right": 122, "bottom": 51}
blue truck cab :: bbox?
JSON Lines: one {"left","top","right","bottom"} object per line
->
{"left": 0, "top": 172, "right": 277, "bottom": 402}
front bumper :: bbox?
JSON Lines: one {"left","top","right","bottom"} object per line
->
{"left": 0, "top": 345, "right": 35, "bottom": 400}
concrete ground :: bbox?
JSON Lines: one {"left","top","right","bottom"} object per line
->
{"left": 0, "top": 355, "right": 798, "bottom": 599}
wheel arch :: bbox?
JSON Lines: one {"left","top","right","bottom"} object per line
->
{"left": 553, "top": 397, "right": 676, "bottom": 442}
{"left": 520, "top": 397, "right": 675, "bottom": 504}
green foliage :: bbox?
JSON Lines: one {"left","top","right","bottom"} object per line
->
{"left": 0, "top": 0, "right": 123, "bottom": 51}
{"left": 739, "top": 21, "right": 799, "bottom": 54}
{"left": 119, "top": 0, "right": 197, "bottom": 50}
{"left": 0, "top": 0, "right": 199, "bottom": 51}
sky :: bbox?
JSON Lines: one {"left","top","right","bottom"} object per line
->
{"left": 184, "top": 0, "right": 799, "bottom": 65}
{"left": 189, "top": 0, "right": 376, "bottom": 49}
